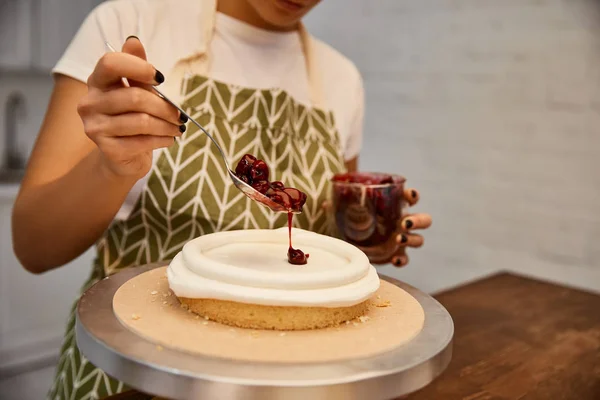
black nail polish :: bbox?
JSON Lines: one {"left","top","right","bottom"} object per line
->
{"left": 179, "top": 124, "right": 187, "bottom": 133}
{"left": 155, "top": 70, "right": 165, "bottom": 84}
{"left": 401, "top": 234, "right": 408, "bottom": 244}
{"left": 179, "top": 113, "right": 188, "bottom": 124}
{"left": 126, "top": 35, "right": 139, "bottom": 41}
{"left": 405, "top": 219, "right": 413, "bottom": 229}
{"left": 394, "top": 258, "right": 402, "bottom": 266}
{"left": 411, "top": 190, "right": 417, "bottom": 199}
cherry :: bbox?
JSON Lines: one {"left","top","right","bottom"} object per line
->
{"left": 235, "top": 154, "right": 256, "bottom": 178}
{"left": 288, "top": 247, "right": 309, "bottom": 265}
{"left": 251, "top": 181, "right": 270, "bottom": 195}
{"left": 271, "top": 181, "right": 285, "bottom": 190}
{"left": 283, "top": 188, "right": 307, "bottom": 211}
{"left": 251, "top": 160, "right": 269, "bottom": 182}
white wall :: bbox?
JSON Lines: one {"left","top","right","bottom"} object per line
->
{"left": 0, "top": 73, "right": 93, "bottom": 376}
{"left": 305, "top": 0, "right": 600, "bottom": 293}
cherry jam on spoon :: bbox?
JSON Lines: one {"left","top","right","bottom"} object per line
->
{"left": 234, "top": 154, "right": 309, "bottom": 265}
{"left": 234, "top": 154, "right": 307, "bottom": 214}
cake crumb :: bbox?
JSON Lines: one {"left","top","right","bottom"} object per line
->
{"left": 150, "top": 290, "right": 158, "bottom": 295}
{"left": 345, "top": 321, "right": 350, "bottom": 325}
{"left": 352, "top": 322, "right": 359, "bottom": 327}
{"left": 204, "top": 316, "right": 209, "bottom": 320}
{"left": 194, "top": 315, "right": 200, "bottom": 320}
{"left": 131, "top": 313, "right": 141, "bottom": 321}
{"left": 156, "top": 345, "right": 163, "bottom": 351}
{"left": 377, "top": 295, "right": 381, "bottom": 300}
{"left": 279, "top": 332, "right": 286, "bottom": 337}
{"left": 250, "top": 331, "right": 259, "bottom": 338}
{"left": 375, "top": 300, "right": 391, "bottom": 308}
{"left": 202, "top": 321, "right": 209, "bottom": 326}
{"left": 180, "top": 303, "right": 189, "bottom": 311}
{"left": 358, "top": 316, "right": 371, "bottom": 323}
{"left": 163, "top": 301, "right": 168, "bottom": 305}
{"left": 229, "top": 329, "right": 236, "bottom": 333}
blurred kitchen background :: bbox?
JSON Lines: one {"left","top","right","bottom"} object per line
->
{"left": 1, "top": 0, "right": 599, "bottom": 398}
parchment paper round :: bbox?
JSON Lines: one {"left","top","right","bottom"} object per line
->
{"left": 112, "top": 267, "right": 425, "bottom": 363}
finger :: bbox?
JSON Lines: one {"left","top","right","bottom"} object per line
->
{"left": 90, "top": 52, "right": 164, "bottom": 89}
{"left": 121, "top": 36, "right": 157, "bottom": 91}
{"left": 396, "top": 233, "right": 424, "bottom": 248}
{"left": 391, "top": 250, "right": 409, "bottom": 268}
{"left": 404, "top": 188, "right": 419, "bottom": 206}
{"left": 107, "top": 135, "right": 176, "bottom": 154}
{"left": 120, "top": 37, "right": 187, "bottom": 126}
{"left": 91, "top": 113, "right": 184, "bottom": 138}
{"left": 122, "top": 35, "right": 147, "bottom": 61}
{"left": 401, "top": 213, "right": 432, "bottom": 231}
{"left": 82, "top": 87, "right": 184, "bottom": 125}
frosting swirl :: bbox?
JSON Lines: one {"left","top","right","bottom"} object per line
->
{"left": 167, "top": 228, "right": 380, "bottom": 307}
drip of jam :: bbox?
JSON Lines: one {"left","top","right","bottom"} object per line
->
{"left": 235, "top": 154, "right": 309, "bottom": 265}
{"left": 287, "top": 212, "right": 309, "bottom": 265}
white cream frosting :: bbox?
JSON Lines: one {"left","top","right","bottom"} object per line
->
{"left": 167, "top": 228, "right": 380, "bottom": 308}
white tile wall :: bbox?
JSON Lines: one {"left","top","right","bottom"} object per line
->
{"left": 305, "top": 0, "right": 600, "bottom": 293}
{"left": 0, "top": 74, "right": 93, "bottom": 388}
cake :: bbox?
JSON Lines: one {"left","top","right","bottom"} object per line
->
{"left": 167, "top": 228, "right": 380, "bottom": 331}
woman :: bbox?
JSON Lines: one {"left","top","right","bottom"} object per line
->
{"left": 12, "top": 0, "right": 432, "bottom": 398}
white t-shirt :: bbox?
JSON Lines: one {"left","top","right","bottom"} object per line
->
{"left": 53, "top": 0, "right": 364, "bottom": 220}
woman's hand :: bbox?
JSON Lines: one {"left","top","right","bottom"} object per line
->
{"left": 391, "top": 188, "right": 432, "bottom": 267}
{"left": 77, "top": 36, "right": 184, "bottom": 180}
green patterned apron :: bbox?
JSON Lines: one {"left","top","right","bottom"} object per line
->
{"left": 48, "top": 11, "right": 346, "bottom": 400}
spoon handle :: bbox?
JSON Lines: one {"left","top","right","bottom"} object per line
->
{"left": 104, "top": 42, "right": 231, "bottom": 171}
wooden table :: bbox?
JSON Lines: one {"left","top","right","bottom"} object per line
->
{"left": 405, "top": 272, "right": 600, "bottom": 400}
{"left": 105, "top": 272, "right": 600, "bottom": 400}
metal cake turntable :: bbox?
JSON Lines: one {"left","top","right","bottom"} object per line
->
{"left": 76, "top": 263, "right": 453, "bottom": 400}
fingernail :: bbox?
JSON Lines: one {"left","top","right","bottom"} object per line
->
{"left": 393, "top": 257, "right": 403, "bottom": 267}
{"left": 155, "top": 69, "right": 165, "bottom": 84}
{"left": 405, "top": 219, "right": 413, "bottom": 229}
{"left": 411, "top": 190, "right": 417, "bottom": 199}
{"left": 126, "top": 35, "right": 139, "bottom": 41}
{"left": 400, "top": 234, "right": 408, "bottom": 244}
{"left": 179, "top": 124, "right": 187, "bottom": 133}
{"left": 179, "top": 113, "right": 188, "bottom": 124}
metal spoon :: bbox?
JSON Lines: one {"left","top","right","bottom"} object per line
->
{"left": 105, "top": 42, "right": 299, "bottom": 214}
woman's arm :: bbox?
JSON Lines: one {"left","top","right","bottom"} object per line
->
{"left": 12, "top": 77, "right": 138, "bottom": 274}
{"left": 12, "top": 38, "right": 181, "bottom": 274}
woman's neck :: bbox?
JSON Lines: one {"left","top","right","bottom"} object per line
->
{"left": 216, "top": 0, "right": 299, "bottom": 32}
